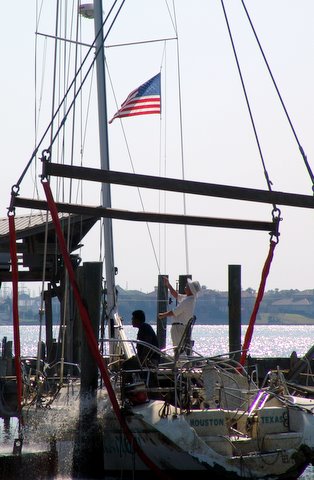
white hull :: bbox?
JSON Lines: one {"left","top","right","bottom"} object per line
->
{"left": 101, "top": 399, "right": 314, "bottom": 479}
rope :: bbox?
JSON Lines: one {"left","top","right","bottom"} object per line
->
{"left": 240, "top": 0, "right": 314, "bottom": 190}
{"left": 41, "top": 178, "right": 170, "bottom": 480}
{"left": 106, "top": 64, "right": 161, "bottom": 274}
{"left": 240, "top": 240, "right": 277, "bottom": 366}
{"left": 172, "top": 0, "right": 190, "bottom": 274}
{"left": 49, "top": 0, "right": 60, "bottom": 147}
{"left": 8, "top": 214, "right": 23, "bottom": 418}
{"left": 220, "top": 0, "right": 274, "bottom": 200}
{"left": 36, "top": 211, "right": 49, "bottom": 380}
{"left": 221, "top": 2, "right": 281, "bottom": 363}
{"left": 11, "top": 0, "right": 125, "bottom": 194}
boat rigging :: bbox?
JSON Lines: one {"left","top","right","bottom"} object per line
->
{"left": 3, "top": 1, "right": 314, "bottom": 478}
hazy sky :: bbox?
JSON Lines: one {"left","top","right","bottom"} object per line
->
{"left": 1, "top": 1, "right": 314, "bottom": 294}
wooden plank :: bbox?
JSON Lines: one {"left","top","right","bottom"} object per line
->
{"left": 14, "top": 197, "right": 275, "bottom": 232}
{"left": 44, "top": 162, "right": 314, "bottom": 209}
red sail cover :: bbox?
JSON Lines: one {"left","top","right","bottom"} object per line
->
{"left": 42, "top": 179, "right": 169, "bottom": 480}
{"left": 240, "top": 240, "right": 277, "bottom": 366}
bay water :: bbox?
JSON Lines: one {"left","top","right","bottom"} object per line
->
{"left": 1, "top": 323, "right": 314, "bottom": 479}
{"left": 2, "top": 323, "right": 314, "bottom": 358}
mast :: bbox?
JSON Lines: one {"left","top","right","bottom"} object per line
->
{"left": 93, "top": 1, "right": 117, "bottom": 331}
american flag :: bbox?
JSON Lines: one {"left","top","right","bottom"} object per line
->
{"left": 109, "top": 73, "right": 161, "bottom": 123}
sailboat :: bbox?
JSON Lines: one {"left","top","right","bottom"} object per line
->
{"left": 4, "top": 1, "right": 314, "bottom": 479}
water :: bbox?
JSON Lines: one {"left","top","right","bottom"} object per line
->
{"left": 2, "top": 323, "right": 314, "bottom": 358}
{"left": 1, "top": 324, "right": 314, "bottom": 479}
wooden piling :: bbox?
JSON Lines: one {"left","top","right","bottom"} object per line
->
{"left": 228, "top": 265, "right": 241, "bottom": 362}
{"left": 79, "top": 262, "right": 102, "bottom": 392}
{"left": 72, "top": 261, "right": 104, "bottom": 477}
{"left": 157, "top": 274, "right": 168, "bottom": 350}
{"left": 178, "top": 274, "right": 192, "bottom": 294}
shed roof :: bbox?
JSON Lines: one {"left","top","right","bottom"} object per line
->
{"left": 0, "top": 211, "right": 99, "bottom": 282}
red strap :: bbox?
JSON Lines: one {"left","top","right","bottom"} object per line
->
{"left": 8, "top": 214, "right": 23, "bottom": 413}
{"left": 42, "top": 180, "right": 170, "bottom": 479}
{"left": 240, "top": 240, "right": 277, "bottom": 366}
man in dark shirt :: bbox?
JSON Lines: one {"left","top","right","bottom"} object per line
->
{"left": 123, "top": 310, "right": 160, "bottom": 388}
{"left": 132, "top": 309, "right": 160, "bottom": 366}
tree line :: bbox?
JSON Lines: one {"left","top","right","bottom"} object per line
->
{"left": 1, "top": 287, "right": 314, "bottom": 325}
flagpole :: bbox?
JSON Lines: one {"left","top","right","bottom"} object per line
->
{"left": 93, "top": 1, "right": 117, "bottom": 335}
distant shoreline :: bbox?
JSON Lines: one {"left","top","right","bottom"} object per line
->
{"left": 2, "top": 315, "right": 314, "bottom": 327}
{"left": 2, "top": 288, "right": 314, "bottom": 326}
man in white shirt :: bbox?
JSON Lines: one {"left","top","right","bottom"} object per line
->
{"left": 158, "top": 277, "right": 201, "bottom": 347}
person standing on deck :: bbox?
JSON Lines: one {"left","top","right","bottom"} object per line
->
{"left": 158, "top": 277, "right": 201, "bottom": 347}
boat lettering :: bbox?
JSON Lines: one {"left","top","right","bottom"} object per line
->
{"left": 189, "top": 418, "right": 224, "bottom": 427}
{"left": 260, "top": 415, "right": 283, "bottom": 424}
{"left": 104, "top": 435, "right": 144, "bottom": 454}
